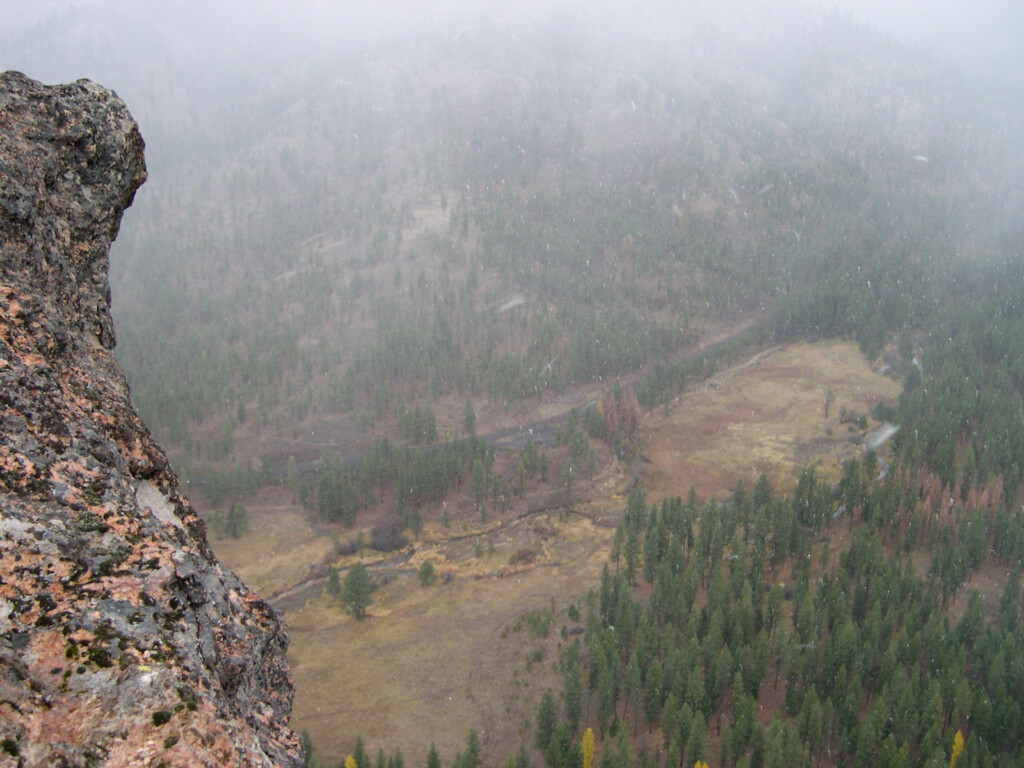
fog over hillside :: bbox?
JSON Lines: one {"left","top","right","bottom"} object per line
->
{"left": 817, "top": 0, "right": 1024, "bottom": 81}
{"left": 4, "top": 4, "right": 1024, "bottom": 768}
{"left": 2, "top": 0, "right": 1021, "bottom": 476}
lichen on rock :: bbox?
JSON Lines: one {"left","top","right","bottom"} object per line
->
{"left": 0, "top": 71, "right": 303, "bottom": 767}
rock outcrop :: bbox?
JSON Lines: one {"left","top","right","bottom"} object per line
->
{"left": 0, "top": 72, "right": 302, "bottom": 767}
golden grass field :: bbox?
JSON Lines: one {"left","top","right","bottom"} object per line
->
{"left": 643, "top": 341, "right": 902, "bottom": 501}
{"left": 207, "top": 340, "right": 902, "bottom": 767}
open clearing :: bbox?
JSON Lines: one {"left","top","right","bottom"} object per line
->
{"left": 206, "top": 340, "right": 901, "bottom": 767}
{"left": 642, "top": 341, "right": 901, "bottom": 501}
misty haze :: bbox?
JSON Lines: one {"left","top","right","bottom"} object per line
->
{"left": 2, "top": 2, "right": 1023, "bottom": 767}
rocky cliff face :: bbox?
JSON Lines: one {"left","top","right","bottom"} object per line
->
{"left": 0, "top": 72, "right": 302, "bottom": 767}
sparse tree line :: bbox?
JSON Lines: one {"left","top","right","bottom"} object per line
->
{"left": 206, "top": 503, "right": 249, "bottom": 539}
{"left": 307, "top": 395, "right": 634, "bottom": 533}
{"left": 302, "top": 732, "right": 500, "bottom": 768}
{"left": 311, "top": 435, "right": 498, "bottom": 528}
{"left": 199, "top": 396, "right": 621, "bottom": 535}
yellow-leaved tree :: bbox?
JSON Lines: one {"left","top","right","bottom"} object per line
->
{"left": 951, "top": 730, "right": 964, "bottom": 767}
{"left": 582, "top": 728, "right": 595, "bottom": 768}
{"left": 694, "top": 762, "right": 709, "bottom": 768}
{"left": 346, "top": 755, "right": 357, "bottom": 768}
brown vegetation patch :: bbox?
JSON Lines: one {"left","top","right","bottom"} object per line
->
{"left": 642, "top": 342, "right": 901, "bottom": 501}
{"left": 285, "top": 511, "right": 611, "bottom": 767}
{"left": 508, "top": 548, "right": 538, "bottom": 567}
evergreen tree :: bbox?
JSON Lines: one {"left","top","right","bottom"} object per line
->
{"left": 563, "top": 643, "right": 583, "bottom": 733}
{"left": 418, "top": 560, "right": 436, "bottom": 587}
{"left": 536, "top": 688, "right": 559, "bottom": 751}
{"left": 341, "top": 562, "right": 373, "bottom": 620}
{"left": 505, "top": 744, "right": 531, "bottom": 768}
{"left": 353, "top": 737, "right": 370, "bottom": 768}
{"left": 545, "top": 722, "right": 581, "bottom": 768}
{"left": 225, "top": 502, "right": 249, "bottom": 538}
{"left": 453, "top": 730, "right": 481, "bottom": 768}
{"left": 300, "top": 730, "right": 315, "bottom": 768}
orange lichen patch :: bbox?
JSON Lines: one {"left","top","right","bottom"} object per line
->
{"left": 49, "top": 461, "right": 96, "bottom": 497}
{"left": 63, "top": 386, "right": 101, "bottom": 415}
{"left": 27, "top": 627, "right": 69, "bottom": 671}
{"left": 141, "top": 562, "right": 178, "bottom": 595}
{"left": 0, "top": 301, "right": 17, "bottom": 328}
{"left": 92, "top": 508, "right": 138, "bottom": 537}
{"left": 65, "top": 628, "right": 99, "bottom": 647}
{"left": 0, "top": 445, "right": 35, "bottom": 482}
{"left": 97, "top": 574, "right": 146, "bottom": 605}
{"left": 11, "top": 603, "right": 43, "bottom": 627}
{"left": 3, "top": 548, "right": 68, "bottom": 592}
{"left": 123, "top": 436, "right": 152, "bottom": 467}
{"left": 29, "top": 692, "right": 193, "bottom": 763}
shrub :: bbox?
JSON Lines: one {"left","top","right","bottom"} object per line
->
{"left": 509, "top": 549, "right": 537, "bottom": 566}
{"left": 335, "top": 538, "right": 359, "bottom": 556}
{"left": 370, "top": 521, "right": 406, "bottom": 552}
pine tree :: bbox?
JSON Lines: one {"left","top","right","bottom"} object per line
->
{"left": 300, "top": 731, "right": 315, "bottom": 768}
{"left": 225, "top": 503, "right": 248, "bottom": 538}
{"left": 418, "top": 560, "right": 436, "bottom": 587}
{"left": 454, "top": 730, "right": 481, "bottom": 768}
{"left": 506, "top": 744, "right": 531, "bottom": 768}
{"left": 426, "top": 743, "right": 441, "bottom": 768}
{"left": 563, "top": 643, "right": 583, "bottom": 733}
{"left": 353, "top": 737, "right": 370, "bottom": 768}
{"left": 341, "top": 562, "right": 373, "bottom": 620}
{"left": 536, "top": 688, "right": 558, "bottom": 751}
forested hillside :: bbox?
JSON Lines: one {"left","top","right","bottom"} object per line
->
{"left": 8, "top": 2, "right": 1019, "bottom": 505}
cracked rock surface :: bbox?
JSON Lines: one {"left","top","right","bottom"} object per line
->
{"left": 0, "top": 71, "right": 302, "bottom": 767}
